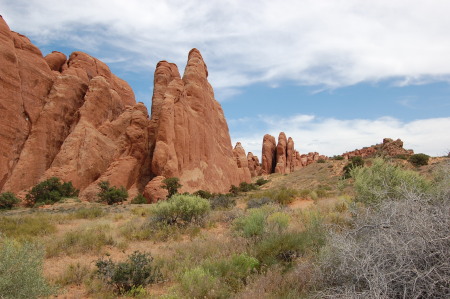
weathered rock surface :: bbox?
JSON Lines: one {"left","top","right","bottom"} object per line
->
{"left": 147, "top": 49, "right": 251, "bottom": 194}
{"left": 261, "top": 134, "right": 277, "bottom": 174}
{"left": 233, "top": 142, "right": 252, "bottom": 182}
{"left": 44, "top": 51, "right": 66, "bottom": 72}
{"left": 260, "top": 132, "right": 327, "bottom": 175}
{"left": 247, "top": 152, "right": 262, "bottom": 177}
{"left": 342, "top": 138, "right": 413, "bottom": 159}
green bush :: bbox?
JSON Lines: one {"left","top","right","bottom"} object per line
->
{"left": 193, "top": 190, "right": 213, "bottom": 199}
{"left": 351, "top": 158, "right": 430, "bottom": 205}
{"left": 0, "top": 238, "right": 54, "bottom": 298}
{"left": 150, "top": 194, "right": 210, "bottom": 226}
{"left": 25, "top": 177, "right": 78, "bottom": 206}
{"left": 317, "top": 158, "right": 326, "bottom": 163}
{"left": 332, "top": 155, "right": 344, "bottom": 160}
{"left": 0, "top": 192, "right": 19, "bottom": 210}
{"left": 239, "top": 182, "right": 258, "bottom": 192}
{"left": 408, "top": 153, "right": 430, "bottom": 167}
{"left": 229, "top": 185, "right": 239, "bottom": 196}
{"left": 161, "top": 177, "right": 182, "bottom": 198}
{"left": 343, "top": 156, "right": 365, "bottom": 178}
{"left": 209, "top": 195, "right": 236, "bottom": 210}
{"left": 179, "top": 267, "right": 222, "bottom": 299}
{"left": 250, "top": 187, "right": 298, "bottom": 205}
{"left": 255, "top": 178, "right": 269, "bottom": 186}
{"left": 96, "top": 251, "right": 161, "bottom": 294}
{"left": 131, "top": 194, "right": 147, "bottom": 204}
{"left": 97, "top": 181, "right": 128, "bottom": 205}
{"left": 254, "top": 221, "right": 325, "bottom": 267}
{"left": 246, "top": 197, "right": 273, "bottom": 209}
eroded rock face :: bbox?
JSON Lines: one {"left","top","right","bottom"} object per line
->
{"left": 261, "top": 134, "right": 276, "bottom": 174}
{"left": 247, "top": 152, "right": 262, "bottom": 177}
{"left": 0, "top": 17, "right": 150, "bottom": 200}
{"left": 147, "top": 49, "right": 251, "bottom": 194}
{"left": 342, "top": 138, "right": 413, "bottom": 159}
{"left": 233, "top": 142, "right": 252, "bottom": 182}
{"left": 275, "top": 132, "right": 288, "bottom": 174}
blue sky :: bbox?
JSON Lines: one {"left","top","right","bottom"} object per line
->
{"left": 2, "top": 0, "right": 450, "bottom": 157}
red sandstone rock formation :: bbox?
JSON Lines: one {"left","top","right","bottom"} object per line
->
{"left": 260, "top": 132, "right": 327, "bottom": 175}
{"left": 261, "top": 134, "right": 276, "bottom": 174}
{"left": 145, "top": 48, "right": 251, "bottom": 195}
{"left": 247, "top": 152, "right": 262, "bottom": 177}
{"left": 233, "top": 142, "right": 252, "bottom": 182}
{"left": 342, "top": 138, "right": 413, "bottom": 159}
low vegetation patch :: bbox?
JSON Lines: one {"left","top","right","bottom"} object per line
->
{"left": 149, "top": 194, "right": 210, "bottom": 226}
{"left": 69, "top": 206, "right": 105, "bottom": 219}
{"left": 342, "top": 156, "right": 364, "bottom": 178}
{"left": 408, "top": 153, "right": 430, "bottom": 166}
{"left": 46, "top": 224, "right": 115, "bottom": 257}
{"left": 248, "top": 187, "right": 298, "bottom": 205}
{"left": 25, "top": 177, "right": 78, "bottom": 206}
{"left": 0, "top": 192, "right": 20, "bottom": 210}
{"left": 0, "top": 238, "right": 54, "bottom": 298}
{"left": 96, "top": 251, "right": 161, "bottom": 295}
{"left": 0, "top": 214, "right": 57, "bottom": 241}
{"left": 130, "top": 194, "right": 147, "bottom": 204}
{"left": 97, "top": 181, "right": 128, "bottom": 205}
{"left": 209, "top": 195, "right": 236, "bottom": 210}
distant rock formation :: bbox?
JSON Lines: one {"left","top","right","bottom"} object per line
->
{"left": 261, "top": 132, "right": 327, "bottom": 175}
{"left": 342, "top": 138, "right": 413, "bottom": 159}
{"left": 0, "top": 17, "right": 250, "bottom": 201}
{"left": 247, "top": 152, "right": 262, "bottom": 177}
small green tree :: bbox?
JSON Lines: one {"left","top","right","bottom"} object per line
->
{"left": 161, "top": 177, "right": 182, "bottom": 198}
{"left": 25, "top": 177, "right": 78, "bottom": 206}
{"left": 408, "top": 153, "right": 430, "bottom": 167}
{"left": 97, "top": 181, "right": 128, "bottom": 205}
{"left": 131, "top": 194, "right": 147, "bottom": 204}
{"left": 0, "top": 192, "right": 20, "bottom": 210}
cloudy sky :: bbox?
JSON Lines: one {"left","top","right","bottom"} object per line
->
{"left": 2, "top": 0, "right": 450, "bottom": 157}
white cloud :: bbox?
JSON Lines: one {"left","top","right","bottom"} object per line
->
{"left": 3, "top": 0, "right": 450, "bottom": 94}
{"left": 230, "top": 115, "right": 450, "bottom": 159}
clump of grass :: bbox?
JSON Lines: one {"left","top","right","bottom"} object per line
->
{"left": 46, "top": 224, "right": 115, "bottom": 257}
{"left": 0, "top": 214, "right": 57, "bottom": 241}
{"left": 70, "top": 206, "right": 105, "bottom": 219}
{"left": 248, "top": 187, "right": 298, "bottom": 205}
{"left": 56, "top": 263, "right": 91, "bottom": 286}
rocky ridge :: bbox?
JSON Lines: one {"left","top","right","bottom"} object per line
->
{"left": 342, "top": 138, "right": 414, "bottom": 159}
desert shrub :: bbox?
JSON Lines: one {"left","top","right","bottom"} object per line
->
{"left": 258, "top": 216, "right": 324, "bottom": 267}
{"left": 97, "top": 181, "right": 128, "bottom": 205}
{"left": 209, "top": 195, "right": 236, "bottom": 210}
{"left": 96, "top": 251, "right": 161, "bottom": 295}
{"left": 46, "top": 224, "right": 115, "bottom": 257}
{"left": 193, "top": 190, "right": 213, "bottom": 199}
{"left": 0, "top": 238, "right": 54, "bottom": 298}
{"left": 260, "top": 187, "right": 298, "bottom": 205}
{"left": 408, "top": 153, "right": 430, "bottom": 166}
{"left": 342, "top": 156, "right": 364, "bottom": 178}
{"left": 161, "top": 177, "right": 182, "bottom": 198}
{"left": 179, "top": 267, "right": 223, "bottom": 299}
{"left": 71, "top": 206, "right": 105, "bottom": 219}
{"left": 150, "top": 194, "right": 210, "bottom": 226}
{"left": 255, "top": 178, "right": 269, "bottom": 186}
{"left": 239, "top": 182, "right": 258, "bottom": 192}
{"left": 25, "top": 177, "right": 78, "bottom": 206}
{"left": 317, "top": 158, "right": 326, "bottom": 163}
{"left": 394, "top": 154, "right": 409, "bottom": 160}
{"left": 0, "top": 215, "right": 57, "bottom": 240}
{"left": 202, "top": 253, "right": 259, "bottom": 293}
{"left": 331, "top": 155, "right": 344, "bottom": 160}
{"left": 0, "top": 192, "right": 19, "bottom": 210}
{"left": 267, "top": 212, "right": 290, "bottom": 233}
{"left": 246, "top": 197, "right": 273, "bottom": 209}
{"left": 130, "top": 194, "right": 147, "bottom": 204}
{"left": 318, "top": 194, "right": 450, "bottom": 298}
{"left": 351, "top": 158, "right": 430, "bottom": 205}
{"left": 229, "top": 185, "right": 240, "bottom": 196}
{"left": 234, "top": 208, "right": 267, "bottom": 238}
{"left": 57, "top": 263, "right": 90, "bottom": 286}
